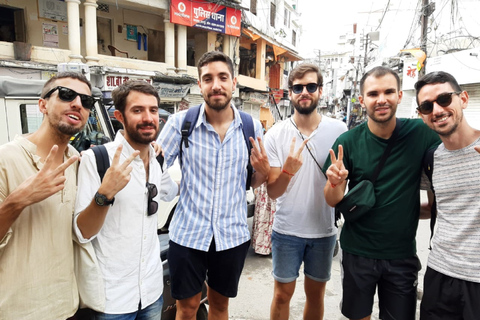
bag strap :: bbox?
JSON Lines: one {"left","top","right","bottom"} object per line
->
{"left": 423, "top": 146, "right": 438, "bottom": 249}
{"left": 370, "top": 118, "right": 402, "bottom": 184}
{"left": 289, "top": 118, "right": 327, "bottom": 179}
{"left": 239, "top": 111, "right": 255, "bottom": 190}
{"left": 92, "top": 145, "right": 110, "bottom": 182}
{"left": 179, "top": 104, "right": 202, "bottom": 167}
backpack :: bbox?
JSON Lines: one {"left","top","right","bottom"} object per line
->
{"left": 91, "top": 145, "right": 164, "bottom": 182}
{"left": 422, "top": 145, "right": 438, "bottom": 249}
{"left": 179, "top": 104, "right": 255, "bottom": 190}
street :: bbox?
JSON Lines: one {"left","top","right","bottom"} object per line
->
{"left": 229, "top": 198, "right": 432, "bottom": 320}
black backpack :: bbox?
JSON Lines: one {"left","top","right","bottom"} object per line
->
{"left": 179, "top": 104, "right": 255, "bottom": 190}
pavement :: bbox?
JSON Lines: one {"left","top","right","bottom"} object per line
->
{"left": 228, "top": 214, "right": 432, "bottom": 320}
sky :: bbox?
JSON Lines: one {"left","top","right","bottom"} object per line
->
{"left": 297, "top": 0, "right": 480, "bottom": 60}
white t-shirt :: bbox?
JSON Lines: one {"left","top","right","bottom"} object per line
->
{"left": 425, "top": 138, "right": 480, "bottom": 283}
{"left": 264, "top": 116, "right": 347, "bottom": 238}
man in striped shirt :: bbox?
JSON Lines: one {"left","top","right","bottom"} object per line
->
{"left": 158, "top": 51, "right": 270, "bottom": 320}
{"left": 416, "top": 71, "right": 480, "bottom": 319}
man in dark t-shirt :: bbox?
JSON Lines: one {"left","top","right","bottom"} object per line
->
{"left": 323, "top": 66, "right": 440, "bottom": 320}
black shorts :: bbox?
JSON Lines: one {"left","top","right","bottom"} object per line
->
{"left": 341, "top": 251, "right": 421, "bottom": 320}
{"left": 420, "top": 267, "right": 480, "bottom": 320}
{"left": 167, "top": 239, "right": 250, "bottom": 300}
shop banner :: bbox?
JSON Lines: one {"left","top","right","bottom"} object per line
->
{"left": 155, "top": 83, "right": 191, "bottom": 99}
{"left": 104, "top": 75, "right": 152, "bottom": 91}
{"left": 170, "top": 0, "right": 241, "bottom": 37}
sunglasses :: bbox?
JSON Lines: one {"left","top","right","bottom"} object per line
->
{"left": 290, "top": 83, "right": 319, "bottom": 94}
{"left": 146, "top": 182, "right": 158, "bottom": 216}
{"left": 43, "top": 86, "right": 96, "bottom": 110}
{"left": 417, "top": 91, "right": 461, "bottom": 115}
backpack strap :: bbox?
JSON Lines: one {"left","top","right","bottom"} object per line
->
{"left": 239, "top": 111, "right": 255, "bottom": 190}
{"left": 92, "top": 145, "right": 110, "bottom": 182}
{"left": 179, "top": 104, "right": 202, "bottom": 167}
{"left": 423, "top": 146, "right": 438, "bottom": 250}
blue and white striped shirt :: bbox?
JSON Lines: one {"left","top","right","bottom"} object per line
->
{"left": 158, "top": 103, "right": 263, "bottom": 251}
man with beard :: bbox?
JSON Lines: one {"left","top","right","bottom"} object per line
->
{"left": 158, "top": 51, "right": 270, "bottom": 320}
{"left": 323, "top": 66, "right": 440, "bottom": 320}
{"left": 263, "top": 63, "right": 347, "bottom": 320}
{"left": 74, "top": 80, "right": 179, "bottom": 319}
{"left": 0, "top": 72, "right": 92, "bottom": 319}
{"left": 415, "top": 71, "right": 480, "bottom": 320}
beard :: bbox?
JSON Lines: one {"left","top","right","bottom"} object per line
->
{"left": 366, "top": 105, "right": 396, "bottom": 124}
{"left": 124, "top": 117, "right": 159, "bottom": 145}
{"left": 203, "top": 91, "right": 232, "bottom": 111}
{"left": 48, "top": 113, "right": 84, "bottom": 139}
{"left": 433, "top": 112, "right": 462, "bottom": 137}
{"left": 292, "top": 96, "right": 319, "bottom": 115}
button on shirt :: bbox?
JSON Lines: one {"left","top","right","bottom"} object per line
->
{"left": 74, "top": 132, "right": 178, "bottom": 314}
{"left": 158, "top": 104, "right": 263, "bottom": 252}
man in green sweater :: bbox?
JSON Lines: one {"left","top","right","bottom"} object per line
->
{"left": 323, "top": 66, "right": 440, "bottom": 320}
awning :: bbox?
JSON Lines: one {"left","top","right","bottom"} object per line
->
{"left": 243, "top": 28, "right": 303, "bottom": 62}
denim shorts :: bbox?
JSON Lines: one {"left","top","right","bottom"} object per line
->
{"left": 93, "top": 295, "right": 163, "bottom": 320}
{"left": 271, "top": 230, "right": 336, "bottom": 283}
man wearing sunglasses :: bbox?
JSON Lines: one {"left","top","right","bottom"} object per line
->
{"left": 0, "top": 72, "right": 92, "bottom": 319}
{"left": 263, "top": 63, "right": 347, "bottom": 320}
{"left": 415, "top": 71, "right": 480, "bottom": 320}
{"left": 324, "top": 66, "right": 440, "bottom": 320}
{"left": 74, "top": 80, "right": 178, "bottom": 319}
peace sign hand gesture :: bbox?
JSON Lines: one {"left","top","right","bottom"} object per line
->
{"left": 326, "top": 145, "right": 349, "bottom": 186}
{"left": 98, "top": 144, "right": 140, "bottom": 199}
{"left": 282, "top": 137, "right": 309, "bottom": 176}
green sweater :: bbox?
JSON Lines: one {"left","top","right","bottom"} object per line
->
{"left": 323, "top": 118, "right": 440, "bottom": 259}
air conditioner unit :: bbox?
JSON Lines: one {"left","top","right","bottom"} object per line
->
{"left": 57, "top": 62, "right": 90, "bottom": 75}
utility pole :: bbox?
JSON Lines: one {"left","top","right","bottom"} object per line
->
{"left": 420, "top": 0, "right": 435, "bottom": 77}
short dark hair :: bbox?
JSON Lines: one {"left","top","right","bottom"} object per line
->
{"left": 111, "top": 80, "right": 160, "bottom": 114}
{"left": 359, "top": 66, "right": 400, "bottom": 95}
{"left": 41, "top": 72, "right": 91, "bottom": 98}
{"left": 414, "top": 71, "right": 462, "bottom": 106}
{"left": 197, "top": 51, "right": 234, "bottom": 79}
{"left": 288, "top": 63, "right": 323, "bottom": 88}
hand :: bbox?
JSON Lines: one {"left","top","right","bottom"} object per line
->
{"left": 20, "top": 145, "right": 79, "bottom": 206}
{"left": 475, "top": 146, "right": 480, "bottom": 154}
{"left": 98, "top": 145, "right": 140, "bottom": 199}
{"left": 151, "top": 141, "right": 164, "bottom": 157}
{"left": 326, "top": 145, "right": 349, "bottom": 186}
{"left": 282, "top": 137, "right": 309, "bottom": 175}
{"left": 249, "top": 136, "right": 270, "bottom": 178}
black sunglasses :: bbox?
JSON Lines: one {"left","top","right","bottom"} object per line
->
{"left": 43, "top": 86, "right": 96, "bottom": 110}
{"left": 290, "top": 83, "right": 319, "bottom": 94}
{"left": 417, "top": 91, "right": 461, "bottom": 115}
{"left": 146, "top": 182, "right": 158, "bottom": 216}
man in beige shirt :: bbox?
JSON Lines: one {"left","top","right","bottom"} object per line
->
{"left": 0, "top": 72, "right": 94, "bottom": 320}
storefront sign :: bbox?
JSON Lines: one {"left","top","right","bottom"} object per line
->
{"left": 270, "top": 89, "right": 284, "bottom": 104}
{"left": 170, "top": 0, "right": 241, "bottom": 37}
{"left": 104, "top": 75, "right": 152, "bottom": 91}
{"left": 155, "top": 83, "right": 192, "bottom": 99}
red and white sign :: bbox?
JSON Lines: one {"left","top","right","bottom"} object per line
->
{"left": 104, "top": 75, "right": 152, "bottom": 91}
{"left": 170, "top": 0, "right": 241, "bottom": 37}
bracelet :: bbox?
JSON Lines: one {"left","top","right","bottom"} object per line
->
{"left": 282, "top": 169, "right": 294, "bottom": 177}
{"left": 330, "top": 183, "right": 337, "bottom": 188}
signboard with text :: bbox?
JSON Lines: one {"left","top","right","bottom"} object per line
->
{"left": 170, "top": 0, "right": 241, "bottom": 37}
{"left": 104, "top": 75, "right": 152, "bottom": 91}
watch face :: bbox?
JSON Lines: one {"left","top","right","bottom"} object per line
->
{"left": 95, "top": 192, "right": 107, "bottom": 206}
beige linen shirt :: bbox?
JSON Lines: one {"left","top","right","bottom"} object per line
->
{"left": 0, "top": 135, "right": 79, "bottom": 320}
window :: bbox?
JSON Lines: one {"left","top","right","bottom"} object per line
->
{"left": 284, "top": 8, "right": 290, "bottom": 27}
{"left": 250, "top": 0, "right": 257, "bottom": 15}
{"left": 292, "top": 30, "right": 296, "bottom": 47}
{"left": 270, "top": 2, "right": 276, "bottom": 28}
{"left": 0, "top": 6, "right": 25, "bottom": 42}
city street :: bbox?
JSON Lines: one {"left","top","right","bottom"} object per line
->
{"left": 229, "top": 201, "right": 432, "bottom": 320}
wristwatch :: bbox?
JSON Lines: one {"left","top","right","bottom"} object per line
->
{"left": 94, "top": 192, "right": 115, "bottom": 206}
